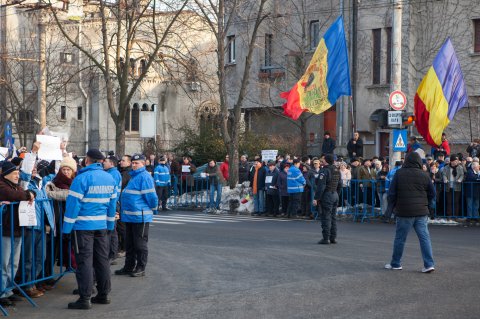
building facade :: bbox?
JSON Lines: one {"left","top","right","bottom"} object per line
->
{"left": 225, "top": 0, "right": 480, "bottom": 157}
{"left": 0, "top": 0, "right": 218, "bottom": 156}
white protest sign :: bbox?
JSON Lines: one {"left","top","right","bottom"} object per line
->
{"left": 21, "top": 153, "right": 37, "bottom": 175}
{"left": 182, "top": 165, "right": 191, "bottom": 173}
{"left": 19, "top": 201, "right": 37, "bottom": 227}
{"left": 0, "top": 147, "right": 8, "bottom": 161}
{"left": 36, "top": 135, "right": 63, "bottom": 161}
{"left": 261, "top": 150, "right": 278, "bottom": 162}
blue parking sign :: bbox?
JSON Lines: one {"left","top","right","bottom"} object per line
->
{"left": 392, "top": 129, "right": 407, "bottom": 152}
{"left": 4, "top": 122, "right": 13, "bottom": 150}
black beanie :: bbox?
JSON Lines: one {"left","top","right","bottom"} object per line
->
{"left": 1, "top": 161, "right": 17, "bottom": 177}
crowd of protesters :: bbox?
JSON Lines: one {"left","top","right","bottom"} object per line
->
{"left": 1, "top": 129, "right": 479, "bottom": 307}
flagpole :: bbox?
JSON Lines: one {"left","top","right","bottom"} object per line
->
{"left": 468, "top": 102, "right": 473, "bottom": 142}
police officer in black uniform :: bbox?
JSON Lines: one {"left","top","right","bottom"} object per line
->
{"left": 313, "top": 154, "right": 342, "bottom": 245}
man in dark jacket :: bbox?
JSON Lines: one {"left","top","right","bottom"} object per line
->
{"left": 0, "top": 161, "right": 36, "bottom": 306}
{"left": 385, "top": 152, "right": 436, "bottom": 273}
{"left": 465, "top": 161, "right": 480, "bottom": 219}
{"left": 321, "top": 131, "right": 336, "bottom": 155}
{"left": 238, "top": 155, "right": 250, "bottom": 184}
{"left": 313, "top": 154, "right": 341, "bottom": 244}
{"left": 347, "top": 132, "right": 363, "bottom": 160}
{"left": 265, "top": 161, "right": 280, "bottom": 216}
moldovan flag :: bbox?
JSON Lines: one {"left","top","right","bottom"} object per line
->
{"left": 280, "top": 16, "right": 351, "bottom": 120}
{"left": 414, "top": 38, "right": 468, "bottom": 147}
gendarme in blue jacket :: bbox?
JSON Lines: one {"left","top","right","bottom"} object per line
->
{"left": 121, "top": 166, "right": 158, "bottom": 223}
{"left": 63, "top": 163, "right": 117, "bottom": 234}
{"left": 287, "top": 165, "right": 306, "bottom": 194}
{"left": 106, "top": 167, "right": 122, "bottom": 194}
{"left": 154, "top": 163, "right": 171, "bottom": 187}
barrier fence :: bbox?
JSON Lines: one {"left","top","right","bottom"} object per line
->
{"left": 0, "top": 199, "right": 73, "bottom": 316}
{"left": 163, "top": 175, "right": 480, "bottom": 222}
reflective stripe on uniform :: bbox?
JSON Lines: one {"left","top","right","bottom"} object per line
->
{"left": 68, "top": 190, "right": 84, "bottom": 200}
{"left": 77, "top": 215, "right": 107, "bottom": 221}
{"left": 124, "top": 188, "right": 156, "bottom": 195}
{"left": 123, "top": 210, "right": 153, "bottom": 216}
{"left": 64, "top": 216, "right": 76, "bottom": 224}
{"left": 81, "top": 198, "right": 111, "bottom": 203}
{"left": 107, "top": 216, "right": 116, "bottom": 222}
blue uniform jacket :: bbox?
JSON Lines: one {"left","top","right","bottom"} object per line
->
{"left": 106, "top": 167, "right": 122, "bottom": 194}
{"left": 287, "top": 166, "right": 306, "bottom": 194}
{"left": 63, "top": 163, "right": 117, "bottom": 234}
{"left": 121, "top": 166, "right": 158, "bottom": 223}
{"left": 154, "top": 164, "right": 171, "bottom": 187}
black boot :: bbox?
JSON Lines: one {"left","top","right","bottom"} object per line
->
{"left": 329, "top": 238, "right": 337, "bottom": 244}
{"left": 91, "top": 294, "right": 111, "bottom": 304}
{"left": 317, "top": 239, "right": 330, "bottom": 245}
{"left": 130, "top": 268, "right": 145, "bottom": 277}
{"left": 114, "top": 267, "right": 133, "bottom": 276}
{"left": 68, "top": 298, "right": 92, "bottom": 310}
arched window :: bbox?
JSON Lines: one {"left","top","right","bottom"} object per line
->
{"left": 125, "top": 107, "right": 131, "bottom": 131}
{"left": 140, "top": 59, "right": 147, "bottom": 75}
{"left": 142, "top": 103, "right": 148, "bottom": 111}
{"left": 131, "top": 103, "right": 139, "bottom": 131}
{"left": 129, "top": 58, "right": 136, "bottom": 76}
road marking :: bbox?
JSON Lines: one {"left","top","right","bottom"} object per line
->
{"left": 152, "top": 216, "right": 213, "bottom": 223}
{"left": 151, "top": 220, "right": 184, "bottom": 225}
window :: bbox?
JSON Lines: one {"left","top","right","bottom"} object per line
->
{"left": 18, "top": 110, "right": 34, "bottom": 134}
{"left": 227, "top": 35, "right": 236, "bottom": 63}
{"left": 309, "top": 20, "right": 320, "bottom": 50}
{"left": 142, "top": 103, "right": 148, "bottom": 111}
{"left": 131, "top": 104, "right": 139, "bottom": 131}
{"left": 62, "top": 0, "right": 69, "bottom": 10}
{"left": 60, "top": 52, "right": 74, "bottom": 64}
{"left": 119, "top": 57, "right": 125, "bottom": 72}
{"left": 475, "top": 19, "right": 480, "bottom": 53}
{"left": 372, "top": 29, "right": 381, "bottom": 84}
{"left": 140, "top": 59, "right": 147, "bottom": 75}
{"left": 129, "top": 58, "right": 136, "bottom": 76}
{"left": 265, "top": 34, "right": 273, "bottom": 67}
{"left": 125, "top": 108, "right": 131, "bottom": 131}
{"left": 60, "top": 105, "right": 66, "bottom": 120}
{"left": 385, "top": 27, "right": 392, "bottom": 84}
{"left": 77, "top": 106, "right": 83, "bottom": 120}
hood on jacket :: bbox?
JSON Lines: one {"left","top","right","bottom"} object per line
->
{"left": 403, "top": 152, "right": 422, "bottom": 170}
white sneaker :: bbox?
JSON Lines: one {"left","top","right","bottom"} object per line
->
{"left": 384, "top": 264, "right": 402, "bottom": 270}
{"left": 422, "top": 266, "right": 435, "bottom": 273}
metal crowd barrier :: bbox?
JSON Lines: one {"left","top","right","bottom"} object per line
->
{"left": 0, "top": 199, "right": 73, "bottom": 316}
{"left": 160, "top": 174, "right": 480, "bottom": 221}
{"left": 332, "top": 179, "right": 480, "bottom": 222}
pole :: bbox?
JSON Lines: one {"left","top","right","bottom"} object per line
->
{"left": 389, "top": 0, "right": 402, "bottom": 166}
{"left": 468, "top": 103, "right": 473, "bottom": 143}
{"left": 0, "top": 1, "right": 7, "bottom": 127}
{"left": 38, "top": 18, "right": 47, "bottom": 129}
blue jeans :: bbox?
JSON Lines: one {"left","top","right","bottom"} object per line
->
{"left": 466, "top": 195, "right": 480, "bottom": 218}
{"left": 254, "top": 190, "right": 265, "bottom": 214}
{"left": 390, "top": 216, "right": 434, "bottom": 269}
{"left": 1, "top": 236, "right": 22, "bottom": 297}
{"left": 23, "top": 229, "right": 46, "bottom": 289}
{"left": 208, "top": 183, "right": 222, "bottom": 209}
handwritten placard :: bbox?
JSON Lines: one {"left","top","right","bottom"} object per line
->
{"left": 18, "top": 201, "right": 37, "bottom": 227}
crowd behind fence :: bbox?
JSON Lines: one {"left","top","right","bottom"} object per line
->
{"left": 0, "top": 199, "right": 73, "bottom": 315}
{"left": 164, "top": 175, "right": 480, "bottom": 221}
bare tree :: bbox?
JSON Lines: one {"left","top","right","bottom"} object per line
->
{"left": 192, "top": 0, "right": 269, "bottom": 188}
{"left": 1, "top": 19, "right": 79, "bottom": 146}
{"left": 48, "top": 0, "right": 191, "bottom": 155}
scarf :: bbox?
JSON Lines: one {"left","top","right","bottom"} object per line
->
{"left": 450, "top": 164, "right": 458, "bottom": 178}
{"left": 253, "top": 165, "right": 260, "bottom": 195}
{"left": 53, "top": 170, "right": 74, "bottom": 189}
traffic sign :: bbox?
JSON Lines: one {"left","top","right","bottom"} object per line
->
{"left": 389, "top": 90, "right": 407, "bottom": 111}
{"left": 392, "top": 129, "right": 407, "bottom": 152}
{"left": 388, "top": 111, "right": 402, "bottom": 126}
{"left": 3, "top": 122, "right": 13, "bottom": 150}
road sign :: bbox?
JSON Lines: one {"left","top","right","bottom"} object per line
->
{"left": 392, "top": 129, "right": 407, "bottom": 152}
{"left": 388, "top": 111, "right": 402, "bottom": 126}
{"left": 389, "top": 90, "right": 407, "bottom": 111}
{"left": 3, "top": 122, "right": 13, "bottom": 150}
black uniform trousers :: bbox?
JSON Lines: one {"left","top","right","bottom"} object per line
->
{"left": 109, "top": 222, "right": 119, "bottom": 260}
{"left": 124, "top": 222, "right": 149, "bottom": 272}
{"left": 266, "top": 193, "right": 280, "bottom": 216}
{"left": 156, "top": 186, "right": 169, "bottom": 210}
{"left": 287, "top": 193, "right": 302, "bottom": 218}
{"left": 74, "top": 229, "right": 111, "bottom": 299}
{"left": 320, "top": 191, "right": 339, "bottom": 241}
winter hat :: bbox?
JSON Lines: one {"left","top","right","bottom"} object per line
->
{"left": 36, "top": 160, "right": 50, "bottom": 173}
{"left": 1, "top": 161, "right": 17, "bottom": 177}
{"left": 87, "top": 149, "right": 105, "bottom": 160}
{"left": 60, "top": 157, "right": 77, "bottom": 172}
{"left": 11, "top": 157, "right": 23, "bottom": 167}
{"left": 325, "top": 154, "right": 335, "bottom": 165}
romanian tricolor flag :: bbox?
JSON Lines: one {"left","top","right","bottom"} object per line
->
{"left": 414, "top": 38, "right": 468, "bottom": 147}
{"left": 280, "top": 16, "right": 351, "bottom": 120}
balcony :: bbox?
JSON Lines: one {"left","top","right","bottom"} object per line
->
{"left": 258, "top": 66, "right": 285, "bottom": 81}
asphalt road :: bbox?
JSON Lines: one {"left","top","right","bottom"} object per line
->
{"left": 9, "top": 211, "right": 480, "bottom": 319}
